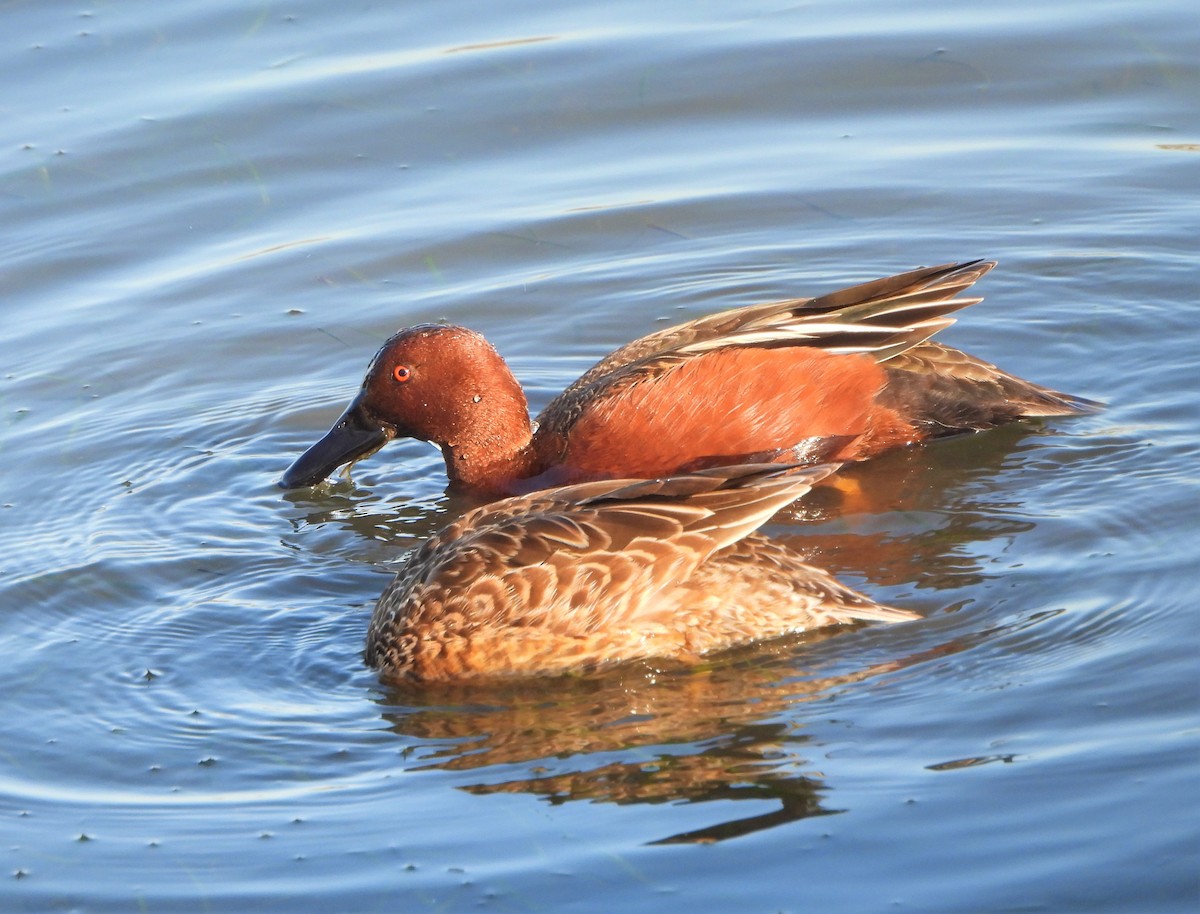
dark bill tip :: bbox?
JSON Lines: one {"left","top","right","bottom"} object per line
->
{"left": 279, "top": 401, "right": 390, "bottom": 489}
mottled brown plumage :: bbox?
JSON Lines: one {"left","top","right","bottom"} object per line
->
{"left": 365, "top": 464, "right": 918, "bottom": 683}
{"left": 281, "top": 260, "right": 1099, "bottom": 493}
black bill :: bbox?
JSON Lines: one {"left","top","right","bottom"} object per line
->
{"left": 279, "top": 398, "right": 391, "bottom": 489}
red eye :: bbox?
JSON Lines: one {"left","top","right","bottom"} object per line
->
{"left": 392, "top": 365, "right": 412, "bottom": 383}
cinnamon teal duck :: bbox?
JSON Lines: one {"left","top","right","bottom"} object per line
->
{"left": 282, "top": 260, "right": 1098, "bottom": 495}
{"left": 365, "top": 463, "right": 919, "bottom": 682}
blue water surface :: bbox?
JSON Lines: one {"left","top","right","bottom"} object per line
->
{"left": 1, "top": 0, "right": 1197, "bottom": 911}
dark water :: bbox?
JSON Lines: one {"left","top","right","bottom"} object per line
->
{"left": 2, "top": 0, "right": 1197, "bottom": 911}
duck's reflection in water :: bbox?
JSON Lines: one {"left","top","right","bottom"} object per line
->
{"left": 375, "top": 623, "right": 958, "bottom": 844}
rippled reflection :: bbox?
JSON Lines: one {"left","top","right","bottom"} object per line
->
{"left": 376, "top": 641, "right": 867, "bottom": 843}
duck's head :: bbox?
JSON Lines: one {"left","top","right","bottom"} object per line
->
{"left": 279, "top": 324, "right": 530, "bottom": 489}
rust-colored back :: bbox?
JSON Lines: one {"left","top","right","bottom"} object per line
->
{"left": 551, "top": 347, "right": 916, "bottom": 480}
